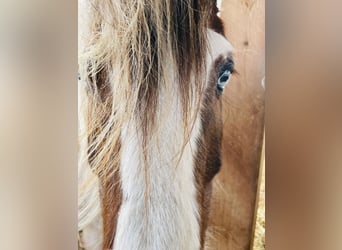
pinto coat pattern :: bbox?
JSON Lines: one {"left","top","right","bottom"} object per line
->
{"left": 78, "top": 1, "right": 235, "bottom": 249}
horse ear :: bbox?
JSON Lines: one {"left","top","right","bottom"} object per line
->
{"left": 210, "top": 0, "right": 223, "bottom": 17}
{"left": 209, "top": 0, "right": 225, "bottom": 35}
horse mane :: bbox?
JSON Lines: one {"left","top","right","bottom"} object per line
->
{"left": 79, "top": 0, "right": 216, "bottom": 181}
{"left": 79, "top": 0, "right": 223, "bottom": 248}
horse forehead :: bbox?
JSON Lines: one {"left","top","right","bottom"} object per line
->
{"left": 207, "top": 29, "right": 234, "bottom": 59}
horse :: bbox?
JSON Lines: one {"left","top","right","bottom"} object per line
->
{"left": 78, "top": 0, "right": 235, "bottom": 249}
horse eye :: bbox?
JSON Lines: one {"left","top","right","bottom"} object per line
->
{"left": 217, "top": 70, "right": 231, "bottom": 94}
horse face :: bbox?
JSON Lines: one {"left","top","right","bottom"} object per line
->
{"left": 79, "top": 2, "right": 235, "bottom": 250}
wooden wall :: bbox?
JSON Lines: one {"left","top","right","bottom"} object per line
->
{"left": 205, "top": 0, "right": 265, "bottom": 249}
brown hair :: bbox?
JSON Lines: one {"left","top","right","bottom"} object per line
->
{"left": 79, "top": 0, "right": 216, "bottom": 185}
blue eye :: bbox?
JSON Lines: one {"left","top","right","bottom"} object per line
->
{"left": 217, "top": 69, "right": 231, "bottom": 94}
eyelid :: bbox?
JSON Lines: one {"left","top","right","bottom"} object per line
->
{"left": 218, "top": 59, "right": 235, "bottom": 77}
{"left": 221, "top": 69, "right": 231, "bottom": 78}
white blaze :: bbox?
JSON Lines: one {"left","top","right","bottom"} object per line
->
{"left": 114, "top": 71, "right": 202, "bottom": 250}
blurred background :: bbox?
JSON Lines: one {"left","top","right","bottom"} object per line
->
{"left": 0, "top": 1, "right": 77, "bottom": 250}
